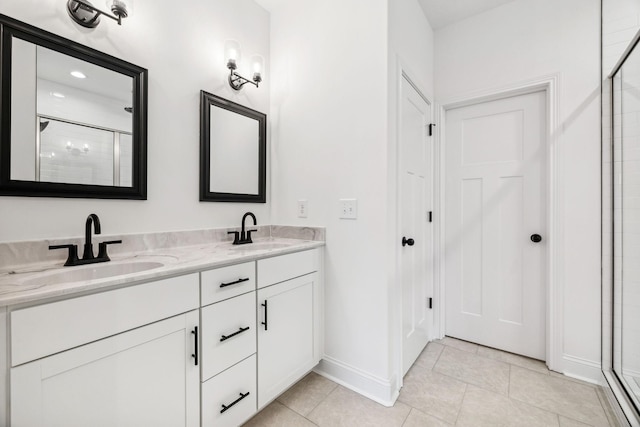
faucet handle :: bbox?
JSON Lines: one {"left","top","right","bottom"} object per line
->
{"left": 245, "top": 229, "right": 258, "bottom": 244}
{"left": 227, "top": 231, "right": 240, "bottom": 245}
{"left": 49, "top": 244, "right": 79, "bottom": 267}
{"left": 97, "top": 240, "right": 122, "bottom": 261}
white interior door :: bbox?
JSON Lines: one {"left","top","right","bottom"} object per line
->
{"left": 444, "top": 91, "right": 546, "bottom": 360}
{"left": 400, "top": 76, "right": 433, "bottom": 376}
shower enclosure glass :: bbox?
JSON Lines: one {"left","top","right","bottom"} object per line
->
{"left": 611, "top": 34, "right": 640, "bottom": 416}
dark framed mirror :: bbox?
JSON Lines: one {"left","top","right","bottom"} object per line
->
{"left": 200, "top": 91, "right": 266, "bottom": 203}
{"left": 0, "top": 14, "right": 148, "bottom": 199}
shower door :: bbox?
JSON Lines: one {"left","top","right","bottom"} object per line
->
{"left": 611, "top": 35, "right": 640, "bottom": 417}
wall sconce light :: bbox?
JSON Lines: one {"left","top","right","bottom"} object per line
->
{"left": 67, "top": 0, "right": 133, "bottom": 28}
{"left": 225, "top": 40, "right": 264, "bottom": 91}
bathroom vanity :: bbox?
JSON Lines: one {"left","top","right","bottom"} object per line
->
{"left": 0, "top": 230, "right": 324, "bottom": 426}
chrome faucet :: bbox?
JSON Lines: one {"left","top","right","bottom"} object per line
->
{"left": 228, "top": 212, "right": 258, "bottom": 245}
{"left": 49, "top": 213, "right": 122, "bottom": 266}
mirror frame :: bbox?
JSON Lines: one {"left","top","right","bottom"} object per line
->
{"left": 200, "top": 91, "right": 266, "bottom": 203}
{"left": 0, "top": 14, "right": 148, "bottom": 199}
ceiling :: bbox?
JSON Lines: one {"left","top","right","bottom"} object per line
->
{"left": 417, "top": 0, "right": 518, "bottom": 29}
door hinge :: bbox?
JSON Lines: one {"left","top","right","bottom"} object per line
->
{"left": 428, "top": 123, "right": 436, "bottom": 136}
{"left": 428, "top": 297, "right": 433, "bottom": 309}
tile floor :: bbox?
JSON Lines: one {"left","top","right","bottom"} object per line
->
{"left": 243, "top": 337, "right": 621, "bottom": 427}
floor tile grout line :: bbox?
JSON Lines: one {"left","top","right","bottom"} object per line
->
{"left": 453, "top": 383, "right": 469, "bottom": 425}
{"left": 593, "top": 386, "right": 616, "bottom": 427}
{"left": 465, "top": 343, "right": 551, "bottom": 376}
{"left": 301, "top": 382, "right": 340, "bottom": 423}
{"left": 432, "top": 343, "right": 445, "bottom": 369}
{"left": 508, "top": 364, "right": 512, "bottom": 398}
{"left": 399, "top": 407, "right": 412, "bottom": 427}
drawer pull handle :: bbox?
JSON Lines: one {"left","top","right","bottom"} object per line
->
{"left": 261, "top": 300, "right": 268, "bottom": 331}
{"left": 220, "top": 277, "right": 250, "bottom": 288}
{"left": 220, "top": 326, "right": 250, "bottom": 342}
{"left": 191, "top": 327, "right": 198, "bottom": 366}
{"left": 220, "top": 391, "right": 250, "bottom": 414}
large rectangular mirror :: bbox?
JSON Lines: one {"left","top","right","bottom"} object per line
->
{"left": 0, "top": 14, "right": 147, "bottom": 199}
{"left": 200, "top": 91, "right": 266, "bottom": 203}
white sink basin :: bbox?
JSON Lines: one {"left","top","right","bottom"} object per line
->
{"left": 23, "top": 261, "right": 165, "bottom": 286}
{"left": 230, "top": 242, "right": 292, "bottom": 251}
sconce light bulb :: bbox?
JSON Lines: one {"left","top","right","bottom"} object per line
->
{"left": 250, "top": 55, "right": 264, "bottom": 84}
{"left": 224, "top": 39, "right": 242, "bottom": 69}
{"left": 107, "top": 0, "right": 131, "bottom": 18}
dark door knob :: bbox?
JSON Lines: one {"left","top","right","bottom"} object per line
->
{"left": 530, "top": 234, "right": 542, "bottom": 243}
{"left": 402, "top": 237, "right": 415, "bottom": 247}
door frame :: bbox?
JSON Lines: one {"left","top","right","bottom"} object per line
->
{"left": 393, "top": 62, "right": 435, "bottom": 392}
{"left": 436, "top": 74, "right": 562, "bottom": 372}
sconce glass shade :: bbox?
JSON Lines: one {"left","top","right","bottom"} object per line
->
{"left": 225, "top": 40, "right": 241, "bottom": 70}
{"left": 251, "top": 55, "right": 264, "bottom": 83}
{"left": 106, "top": 0, "right": 133, "bottom": 18}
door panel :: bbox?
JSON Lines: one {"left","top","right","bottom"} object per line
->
{"left": 445, "top": 91, "right": 546, "bottom": 360}
{"left": 400, "top": 76, "right": 433, "bottom": 375}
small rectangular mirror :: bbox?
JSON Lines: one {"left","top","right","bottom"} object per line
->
{"left": 200, "top": 91, "right": 266, "bottom": 203}
{"left": 0, "top": 14, "right": 148, "bottom": 199}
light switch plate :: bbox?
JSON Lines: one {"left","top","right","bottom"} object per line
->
{"left": 339, "top": 199, "right": 357, "bottom": 219}
{"left": 298, "top": 199, "right": 308, "bottom": 218}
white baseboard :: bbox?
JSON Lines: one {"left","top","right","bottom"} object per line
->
{"left": 314, "top": 356, "right": 398, "bottom": 407}
{"left": 562, "top": 354, "right": 603, "bottom": 385}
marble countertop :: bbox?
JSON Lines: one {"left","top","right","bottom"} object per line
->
{"left": 0, "top": 237, "right": 324, "bottom": 307}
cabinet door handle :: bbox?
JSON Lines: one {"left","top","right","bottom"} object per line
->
{"left": 219, "top": 277, "right": 250, "bottom": 288}
{"left": 191, "top": 327, "right": 198, "bottom": 366}
{"left": 261, "top": 300, "right": 268, "bottom": 331}
{"left": 220, "top": 326, "right": 250, "bottom": 342}
{"left": 220, "top": 391, "right": 250, "bottom": 414}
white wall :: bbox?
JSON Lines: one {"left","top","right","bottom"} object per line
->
{"left": 262, "top": 0, "right": 434, "bottom": 404}
{"left": 262, "top": 0, "right": 394, "bottom": 403}
{"left": 435, "top": 0, "right": 602, "bottom": 381}
{"left": 0, "top": 0, "right": 270, "bottom": 242}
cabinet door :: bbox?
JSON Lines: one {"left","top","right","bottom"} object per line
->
{"left": 11, "top": 311, "right": 200, "bottom": 427}
{"left": 257, "top": 274, "right": 315, "bottom": 408}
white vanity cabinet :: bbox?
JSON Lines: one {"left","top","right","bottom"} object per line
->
{"left": 5, "top": 244, "right": 323, "bottom": 427}
{"left": 256, "top": 249, "right": 321, "bottom": 409}
{"left": 9, "top": 274, "right": 200, "bottom": 427}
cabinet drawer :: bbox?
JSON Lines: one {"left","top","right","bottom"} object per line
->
{"left": 201, "top": 292, "right": 256, "bottom": 381}
{"left": 201, "top": 262, "right": 255, "bottom": 305}
{"left": 257, "top": 249, "right": 318, "bottom": 289}
{"left": 11, "top": 273, "right": 199, "bottom": 367}
{"left": 202, "top": 355, "right": 257, "bottom": 427}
